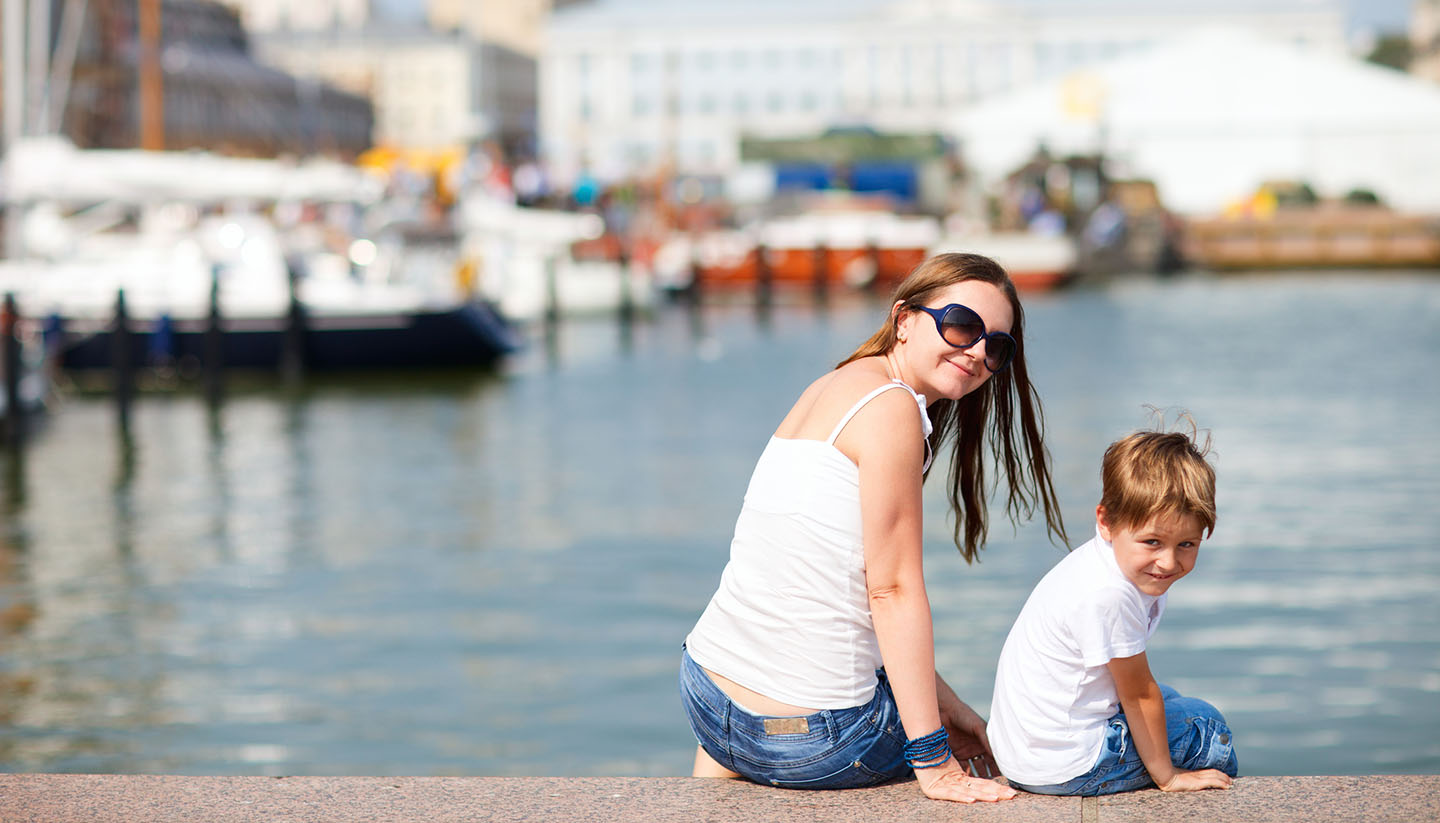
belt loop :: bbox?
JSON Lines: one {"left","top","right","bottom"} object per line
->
{"left": 821, "top": 710, "right": 837, "bottom": 744}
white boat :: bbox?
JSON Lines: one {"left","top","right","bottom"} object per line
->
{"left": 929, "top": 229, "right": 1078, "bottom": 292}
{"left": 0, "top": 139, "right": 519, "bottom": 370}
{"left": 456, "top": 194, "right": 657, "bottom": 322}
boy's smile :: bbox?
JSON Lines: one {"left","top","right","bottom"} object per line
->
{"left": 1097, "top": 507, "right": 1204, "bottom": 597}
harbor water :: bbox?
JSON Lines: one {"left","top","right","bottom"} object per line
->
{"left": 0, "top": 271, "right": 1437, "bottom": 777}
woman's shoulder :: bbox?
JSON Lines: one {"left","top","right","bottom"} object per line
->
{"left": 778, "top": 358, "right": 915, "bottom": 441}
{"left": 809, "top": 358, "right": 920, "bottom": 414}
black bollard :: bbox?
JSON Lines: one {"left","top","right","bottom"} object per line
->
{"left": 866, "top": 241, "right": 884, "bottom": 293}
{"left": 754, "top": 243, "right": 773, "bottom": 318}
{"left": 688, "top": 248, "right": 705, "bottom": 310}
{"left": 204, "top": 264, "right": 224, "bottom": 405}
{"left": 112, "top": 289, "right": 134, "bottom": 434}
{"left": 2, "top": 293, "right": 23, "bottom": 448}
{"left": 616, "top": 245, "right": 635, "bottom": 349}
{"left": 687, "top": 246, "right": 706, "bottom": 338}
{"left": 543, "top": 253, "right": 561, "bottom": 362}
{"left": 40, "top": 312, "right": 63, "bottom": 392}
{"left": 812, "top": 243, "right": 830, "bottom": 305}
{"left": 544, "top": 253, "right": 561, "bottom": 328}
{"left": 280, "top": 259, "right": 307, "bottom": 384}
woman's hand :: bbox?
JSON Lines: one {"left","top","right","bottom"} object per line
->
{"left": 938, "top": 691, "right": 1001, "bottom": 779}
{"left": 915, "top": 760, "right": 1018, "bottom": 803}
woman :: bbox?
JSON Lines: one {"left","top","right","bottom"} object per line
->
{"left": 679, "top": 253, "right": 1067, "bottom": 803}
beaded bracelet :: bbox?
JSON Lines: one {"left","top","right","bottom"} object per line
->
{"left": 903, "top": 727, "right": 953, "bottom": 769}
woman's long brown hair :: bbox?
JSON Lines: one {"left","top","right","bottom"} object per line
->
{"left": 838, "top": 252, "right": 1067, "bottom": 562}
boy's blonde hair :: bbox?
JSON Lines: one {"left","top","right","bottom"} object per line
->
{"left": 1099, "top": 418, "right": 1216, "bottom": 537}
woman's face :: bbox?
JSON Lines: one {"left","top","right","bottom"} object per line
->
{"left": 894, "top": 280, "right": 1015, "bottom": 402}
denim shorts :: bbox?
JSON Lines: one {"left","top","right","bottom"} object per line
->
{"left": 1011, "top": 684, "right": 1239, "bottom": 796}
{"left": 678, "top": 647, "right": 909, "bottom": 789}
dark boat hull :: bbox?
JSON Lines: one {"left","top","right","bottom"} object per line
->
{"left": 60, "top": 302, "right": 520, "bottom": 371}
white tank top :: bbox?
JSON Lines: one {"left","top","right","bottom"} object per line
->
{"left": 685, "top": 380, "right": 933, "bottom": 709}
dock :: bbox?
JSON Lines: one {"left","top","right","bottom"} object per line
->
{"left": 0, "top": 774, "right": 1435, "bottom": 822}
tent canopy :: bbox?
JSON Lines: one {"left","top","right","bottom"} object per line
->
{"left": 952, "top": 29, "right": 1440, "bottom": 214}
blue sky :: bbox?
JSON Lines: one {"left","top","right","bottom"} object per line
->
{"left": 373, "top": 0, "right": 1416, "bottom": 35}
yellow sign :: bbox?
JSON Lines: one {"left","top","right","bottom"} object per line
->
{"left": 1060, "top": 71, "right": 1108, "bottom": 122}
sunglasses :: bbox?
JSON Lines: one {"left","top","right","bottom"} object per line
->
{"left": 908, "top": 303, "right": 1016, "bottom": 373}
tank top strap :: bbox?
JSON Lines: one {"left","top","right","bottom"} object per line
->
{"left": 826, "top": 380, "right": 935, "bottom": 473}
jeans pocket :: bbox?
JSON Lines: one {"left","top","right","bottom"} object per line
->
{"left": 767, "top": 757, "right": 893, "bottom": 790}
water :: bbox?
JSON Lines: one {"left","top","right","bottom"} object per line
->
{"left": 0, "top": 271, "right": 1437, "bottom": 777}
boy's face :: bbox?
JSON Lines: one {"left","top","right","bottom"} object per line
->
{"left": 1097, "top": 506, "right": 1204, "bottom": 597}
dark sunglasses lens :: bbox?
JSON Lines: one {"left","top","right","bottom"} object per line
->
{"left": 986, "top": 335, "right": 1016, "bottom": 372}
{"left": 939, "top": 306, "right": 985, "bottom": 347}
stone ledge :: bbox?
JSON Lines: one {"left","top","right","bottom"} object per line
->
{"left": 0, "top": 774, "right": 1435, "bottom": 823}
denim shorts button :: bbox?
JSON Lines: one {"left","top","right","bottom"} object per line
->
{"left": 1219, "top": 733, "right": 1230, "bottom": 745}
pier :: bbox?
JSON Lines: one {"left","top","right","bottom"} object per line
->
{"left": 0, "top": 774, "right": 1435, "bottom": 822}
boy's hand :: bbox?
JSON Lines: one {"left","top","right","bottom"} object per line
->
{"left": 1158, "top": 768, "right": 1234, "bottom": 792}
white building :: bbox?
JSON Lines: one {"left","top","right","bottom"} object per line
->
{"left": 225, "top": 0, "right": 543, "bottom": 153}
{"left": 216, "top": 0, "right": 374, "bottom": 32}
{"left": 539, "top": 0, "right": 1347, "bottom": 186}
{"left": 1415, "top": 0, "right": 1440, "bottom": 85}
{"left": 427, "top": 0, "right": 589, "bottom": 57}
{"left": 251, "top": 30, "right": 537, "bottom": 152}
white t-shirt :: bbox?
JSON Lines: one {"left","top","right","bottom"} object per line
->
{"left": 987, "top": 527, "right": 1166, "bottom": 786}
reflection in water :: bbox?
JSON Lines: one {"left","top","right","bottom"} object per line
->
{"left": 0, "top": 275, "right": 1436, "bottom": 776}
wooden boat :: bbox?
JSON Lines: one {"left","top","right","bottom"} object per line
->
{"left": 1181, "top": 208, "right": 1440, "bottom": 270}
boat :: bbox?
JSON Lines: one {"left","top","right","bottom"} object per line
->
{"left": 0, "top": 139, "right": 520, "bottom": 372}
{"left": 1180, "top": 208, "right": 1440, "bottom": 270}
{"left": 456, "top": 195, "right": 656, "bottom": 322}
{"left": 650, "top": 206, "right": 941, "bottom": 293}
{"left": 929, "top": 229, "right": 1078, "bottom": 292}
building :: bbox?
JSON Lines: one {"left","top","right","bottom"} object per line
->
{"left": 236, "top": 0, "right": 545, "bottom": 154}
{"left": 426, "top": 0, "right": 588, "bottom": 58}
{"left": 50, "top": 0, "right": 371, "bottom": 157}
{"left": 215, "top": 0, "right": 374, "bottom": 32}
{"left": 539, "top": 0, "right": 1347, "bottom": 186}
{"left": 1414, "top": 0, "right": 1440, "bottom": 84}
{"left": 252, "top": 28, "right": 537, "bottom": 154}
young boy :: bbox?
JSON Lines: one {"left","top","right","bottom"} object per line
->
{"left": 987, "top": 427, "right": 1238, "bottom": 795}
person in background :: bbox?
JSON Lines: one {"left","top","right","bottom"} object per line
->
{"left": 680, "top": 253, "right": 1067, "bottom": 803}
{"left": 987, "top": 421, "right": 1238, "bottom": 796}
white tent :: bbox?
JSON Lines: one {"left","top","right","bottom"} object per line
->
{"left": 952, "top": 29, "right": 1440, "bottom": 215}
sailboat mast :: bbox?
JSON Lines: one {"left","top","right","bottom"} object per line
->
{"left": 138, "top": 0, "right": 161, "bottom": 149}
{"left": 3, "top": 0, "right": 23, "bottom": 150}
{"left": 26, "top": 0, "right": 48, "bottom": 133}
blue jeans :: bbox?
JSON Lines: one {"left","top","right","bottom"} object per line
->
{"left": 1011, "top": 684, "right": 1238, "bottom": 796}
{"left": 678, "top": 647, "right": 910, "bottom": 789}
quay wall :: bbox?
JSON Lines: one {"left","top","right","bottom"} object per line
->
{"left": 0, "top": 774, "right": 1436, "bottom": 822}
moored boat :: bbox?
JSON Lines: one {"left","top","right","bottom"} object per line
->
{"left": 929, "top": 231, "right": 1078, "bottom": 292}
